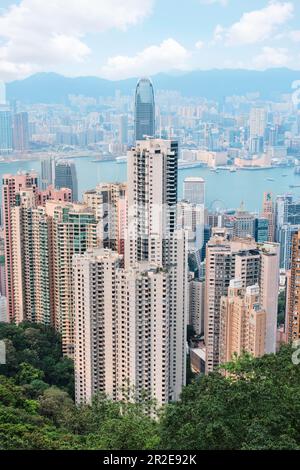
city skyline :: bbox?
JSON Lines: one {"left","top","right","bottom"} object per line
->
{"left": 1, "top": 0, "right": 300, "bottom": 456}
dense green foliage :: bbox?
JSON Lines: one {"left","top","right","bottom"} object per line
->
{"left": 0, "top": 322, "right": 74, "bottom": 396}
{"left": 0, "top": 322, "right": 300, "bottom": 450}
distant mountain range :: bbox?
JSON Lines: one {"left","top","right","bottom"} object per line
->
{"left": 6, "top": 68, "right": 300, "bottom": 104}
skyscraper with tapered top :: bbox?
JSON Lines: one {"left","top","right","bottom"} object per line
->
{"left": 134, "top": 78, "right": 155, "bottom": 141}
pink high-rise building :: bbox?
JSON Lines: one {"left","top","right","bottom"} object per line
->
{"left": 2, "top": 172, "right": 73, "bottom": 324}
{"left": 2, "top": 173, "right": 38, "bottom": 321}
{"left": 261, "top": 192, "right": 276, "bottom": 242}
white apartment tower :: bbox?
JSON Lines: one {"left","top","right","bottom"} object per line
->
{"left": 74, "top": 249, "right": 122, "bottom": 404}
{"left": 126, "top": 139, "right": 188, "bottom": 401}
{"left": 74, "top": 248, "right": 183, "bottom": 406}
{"left": 74, "top": 139, "right": 188, "bottom": 405}
{"left": 250, "top": 107, "right": 267, "bottom": 139}
{"left": 125, "top": 139, "right": 179, "bottom": 268}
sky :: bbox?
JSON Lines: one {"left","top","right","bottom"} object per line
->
{"left": 0, "top": 0, "right": 300, "bottom": 82}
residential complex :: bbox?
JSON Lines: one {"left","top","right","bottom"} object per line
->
{"left": 0, "top": 74, "right": 295, "bottom": 412}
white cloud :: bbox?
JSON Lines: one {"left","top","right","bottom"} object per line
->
{"left": 290, "top": 30, "right": 300, "bottom": 42}
{"left": 253, "top": 46, "right": 291, "bottom": 69}
{"left": 195, "top": 40, "right": 204, "bottom": 49}
{"left": 100, "top": 39, "right": 190, "bottom": 80}
{"left": 200, "top": 0, "right": 228, "bottom": 5}
{"left": 0, "top": 0, "right": 154, "bottom": 81}
{"left": 215, "top": 1, "right": 294, "bottom": 45}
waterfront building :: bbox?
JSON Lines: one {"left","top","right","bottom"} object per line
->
{"left": 0, "top": 111, "right": 13, "bottom": 154}
{"left": 183, "top": 177, "right": 205, "bottom": 205}
{"left": 41, "top": 156, "right": 56, "bottom": 190}
{"left": 13, "top": 112, "right": 29, "bottom": 152}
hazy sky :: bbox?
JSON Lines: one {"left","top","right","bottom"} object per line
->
{"left": 0, "top": 0, "right": 300, "bottom": 81}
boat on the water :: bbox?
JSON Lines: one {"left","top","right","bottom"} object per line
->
{"left": 116, "top": 156, "right": 127, "bottom": 164}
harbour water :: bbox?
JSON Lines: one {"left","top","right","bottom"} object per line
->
{"left": 1, "top": 156, "right": 300, "bottom": 213}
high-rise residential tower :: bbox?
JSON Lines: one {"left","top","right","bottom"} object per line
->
{"left": 2, "top": 173, "right": 38, "bottom": 321}
{"left": 125, "top": 139, "right": 178, "bottom": 268}
{"left": 205, "top": 230, "right": 279, "bottom": 373}
{"left": 48, "top": 201, "right": 97, "bottom": 356}
{"left": 126, "top": 139, "right": 188, "bottom": 401}
{"left": 262, "top": 192, "right": 275, "bottom": 242}
{"left": 2, "top": 182, "right": 72, "bottom": 325}
{"left": 83, "top": 183, "right": 127, "bottom": 254}
{"left": 286, "top": 231, "right": 300, "bottom": 342}
{"left": 220, "top": 281, "right": 266, "bottom": 364}
{"left": 74, "top": 249, "right": 172, "bottom": 406}
{"left": 74, "top": 139, "right": 188, "bottom": 405}
{"left": 134, "top": 78, "right": 155, "bottom": 141}
{"left": 74, "top": 248, "right": 122, "bottom": 403}
{"left": 250, "top": 107, "right": 267, "bottom": 139}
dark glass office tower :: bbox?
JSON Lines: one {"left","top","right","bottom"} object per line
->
{"left": 55, "top": 160, "right": 78, "bottom": 202}
{"left": 134, "top": 78, "right": 155, "bottom": 141}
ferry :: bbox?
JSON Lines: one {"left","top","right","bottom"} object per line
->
{"left": 178, "top": 161, "right": 205, "bottom": 170}
{"left": 116, "top": 156, "right": 127, "bottom": 164}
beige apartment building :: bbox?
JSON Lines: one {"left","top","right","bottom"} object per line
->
{"left": 83, "top": 182, "right": 127, "bottom": 254}
{"left": 286, "top": 231, "right": 300, "bottom": 342}
{"left": 261, "top": 192, "right": 276, "bottom": 242}
{"left": 205, "top": 229, "right": 279, "bottom": 373}
{"left": 220, "top": 280, "right": 266, "bottom": 364}
{"left": 74, "top": 139, "right": 188, "bottom": 405}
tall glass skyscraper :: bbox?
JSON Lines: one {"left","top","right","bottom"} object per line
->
{"left": 55, "top": 160, "right": 78, "bottom": 202}
{"left": 0, "top": 111, "right": 13, "bottom": 154}
{"left": 134, "top": 78, "right": 155, "bottom": 141}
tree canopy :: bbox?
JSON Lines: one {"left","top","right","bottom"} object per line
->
{"left": 0, "top": 322, "right": 299, "bottom": 450}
